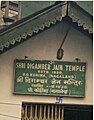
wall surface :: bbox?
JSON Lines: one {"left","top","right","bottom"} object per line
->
{"left": 0, "top": 21, "right": 93, "bottom": 120}
{"left": 21, "top": 1, "right": 55, "bottom": 18}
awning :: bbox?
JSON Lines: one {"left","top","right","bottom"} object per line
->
{"left": 68, "top": 2, "right": 92, "bottom": 34}
{"left": 0, "top": 1, "right": 92, "bottom": 54}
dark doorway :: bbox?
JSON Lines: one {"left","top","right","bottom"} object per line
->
{"left": 64, "top": 105, "right": 93, "bottom": 120}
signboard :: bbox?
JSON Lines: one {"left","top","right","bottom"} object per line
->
{"left": 14, "top": 59, "right": 86, "bottom": 97}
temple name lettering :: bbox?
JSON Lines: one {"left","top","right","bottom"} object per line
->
{"left": 65, "top": 65, "right": 85, "bottom": 72}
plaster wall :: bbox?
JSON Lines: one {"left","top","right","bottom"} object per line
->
{"left": 0, "top": 22, "right": 93, "bottom": 120}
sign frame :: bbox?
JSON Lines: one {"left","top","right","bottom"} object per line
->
{"left": 13, "top": 59, "right": 86, "bottom": 97}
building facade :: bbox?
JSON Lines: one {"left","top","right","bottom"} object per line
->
{"left": 0, "top": 1, "right": 93, "bottom": 120}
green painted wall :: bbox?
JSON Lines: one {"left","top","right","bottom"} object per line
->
{"left": 21, "top": 1, "right": 93, "bottom": 19}
{"left": 21, "top": 1, "right": 55, "bottom": 18}
{"left": 76, "top": 1, "right": 93, "bottom": 16}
